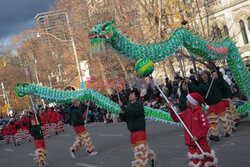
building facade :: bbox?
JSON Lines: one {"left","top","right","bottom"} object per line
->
{"left": 35, "top": 10, "right": 69, "bottom": 45}
{"left": 196, "top": 0, "right": 250, "bottom": 61}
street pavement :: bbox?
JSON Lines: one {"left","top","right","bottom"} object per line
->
{"left": 1, "top": 118, "right": 250, "bottom": 167}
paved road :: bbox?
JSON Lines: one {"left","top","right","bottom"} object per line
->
{"left": 1, "top": 118, "right": 250, "bottom": 167}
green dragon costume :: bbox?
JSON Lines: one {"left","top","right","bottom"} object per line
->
{"left": 15, "top": 20, "right": 249, "bottom": 121}
{"left": 88, "top": 20, "right": 249, "bottom": 100}
{"left": 15, "top": 83, "right": 177, "bottom": 124}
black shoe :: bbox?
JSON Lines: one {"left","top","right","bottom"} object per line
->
{"left": 214, "top": 136, "right": 220, "bottom": 142}
{"left": 232, "top": 128, "right": 237, "bottom": 132}
{"left": 151, "top": 159, "right": 155, "bottom": 167}
{"left": 225, "top": 133, "right": 230, "bottom": 137}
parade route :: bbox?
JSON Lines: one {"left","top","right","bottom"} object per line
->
{"left": 1, "top": 119, "right": 250, "bottom": 167}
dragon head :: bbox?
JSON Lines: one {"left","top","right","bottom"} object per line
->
{"left": 15, "top": 83, "right": 30, "bottom": 97}
{"left": 88, "top": 19, "right": 116, "bottom": 46}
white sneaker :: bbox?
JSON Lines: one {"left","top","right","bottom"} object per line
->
{"left": 69, "top": 147, "right": 76, "bottom": 159}
{"left": 89, "top": 151, "right": 98, "bottom": 157}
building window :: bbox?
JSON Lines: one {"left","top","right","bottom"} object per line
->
{"left": 248, "top": 17, "right": 250, "bottom": 30}
{"left": 223, "top": 25, "right": 229, "bottom": 36}
{"left": 239, "top": 20, "right": 249, "bottom": 44}
{"left": 211, "top": 25, "right": 222, "bottom": 39}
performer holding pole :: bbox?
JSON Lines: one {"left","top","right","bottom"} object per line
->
{"left": 30, "top": 118, "right": 48, "bottom": 167}
{"left": 166, "top": 93, "right": 217, "bottom": 167}
{"left": 118, "top": 89, "right": 156, "bottom": 167}
{"left": 134, "top": 58, "right": 207, "bottom": 157}
{"left": 30, "top": 95, "right": 39, "bottom": 125}
{"left": 187, "top": 68, "right": 227, "bottom": 141}
{"left": 69, "top": 98, "right": 98, "bottom": 159}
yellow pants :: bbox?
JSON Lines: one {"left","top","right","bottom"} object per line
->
{"left": 35, "top": 148, "right": 46, "bottom": 165}
{"left": 207, "top": 112, "right": 219, "bottom": 136}
{"left": 208, "top": 110, "right": 232, "bottom": 136}
{"left": 71, "top": 130, "right": 94, "bottom": 153}
{"left": 131, "top": 140, "right": 156, "bottom": 167}
{"left": 229, "top": 101, "right": 240, "bottom": 124}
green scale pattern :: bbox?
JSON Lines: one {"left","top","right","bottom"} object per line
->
{"left": 89, "top": 20, "right": 250, "bottom": 100}
{"left": 15, "top": 83, "right": 178, "bottom": 124}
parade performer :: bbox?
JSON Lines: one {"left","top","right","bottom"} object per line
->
{"left": 8, "top": 118, "right": 19, "bottom": 146}
{"left": 43, "top": 109, "right": 50, "bottom": 137}
{"left": 188, "top": 70, "right": 226, "bottom": 141}
{"left": 48, "top": 108, "right": 59, "bottom": 135}
{"left": 57, "top": 112, "right": 64, "bottom": 133}
{"left": 119, "top": 90, "right": 156, "bottom": 167}
{"left": 168, "top": 92, "right": 217, "bottom": 167}
{"left": 217, "top": 72, "right": 236, "bottom": 134}
{"left": 14, "top": 117, "right": 22, "bottom": 144}
{"left": 2, "top": 123, "right": 10, "bottom": 144}
{"left": 21, "top": 112, "right": 31, "bottom": 142}
{"left": 30, "top": 118, "right": 47, "bottom": 167}
{"left": 69, "top": 98, "right": 98, "bottom": 158}
{"left": 39, "top": 110, "right": 49, "bottom": 138}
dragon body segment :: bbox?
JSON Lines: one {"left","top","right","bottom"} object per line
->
{"left": 88, "top": 20, "right": 250, "bottom": 99}
{"left": 14, "top": 83, "right": 250, "bottom": 120}
{"left": 15, "top": 83, "right": 178, "bottom": 124}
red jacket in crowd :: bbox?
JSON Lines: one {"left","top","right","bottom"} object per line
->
{"left": 170, "top": 105, "right": 209, "bottom": 146}
{"left": 14, "top": 121, "right": 21, "bottom": 130}
{"left": 40, "top": 114, "right": 47, "bottom": 126}
{"left": 49, "top": 110, "right": 59, "bottom": 124}
{"left": 1, "top": 125, "right": 8, "bottom": 136}
{"left": 8, "top": 122, "right": 18, "bottom": 135}
{"left": 44, "top": 112, "right": 50, "bottom": 123}
{"left": 30, "top": 116, "right": 38, "bottom": 124}
{"left": 21, "top": 116, "right": 30, "bottom": 130}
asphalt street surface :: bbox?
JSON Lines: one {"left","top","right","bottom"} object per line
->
{"left": 1, "top": 118, "right": 250, "bottom": 167}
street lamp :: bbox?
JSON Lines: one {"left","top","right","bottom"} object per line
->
{"left": 37, "top": 32, "right": 83, "bottom": 89}
{"left": 1, "top": 62, "right": 11, "bottom": 115}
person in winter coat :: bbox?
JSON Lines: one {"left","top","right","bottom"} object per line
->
{"left": 14, "top": 117, "right": 22, "bottom": 145}
{"left": 167, "top": 93, "right": 217, "bottom": 167}
{"left": 21, "top": 112, "right": 31, "bottom": 142}
{"left": 8, "top": 118, "right": 19, "bottom": 146}
{"left": 178, "top": 81, "right": 189, "bottom": 112}
{"left": 1, "top": 123, "right": 10, "bottom": 144}
{"left": 39, "top": 110, "right": 49, "bottom": 138}
{"left": 217, "top": 73, "right": 238, "bottom": 134}
{"left": 119, "top": 90, "right": 156, "bottom": 167}
{"left": 69, "top": 98, "right": 98, "bottom": 159}
{"left": 57, "top": 112, "right": 64, "bottom": 132}
{"left": 43, "top": 109, "right": 50, "bottom": 137}
{"left": 49, "top": 108, "right": 59, "bottom": 135}
{"left": 30, "top": 118, "right": 47, "bottom": 167}
{"left": 187, "top": 69, "right": 226, "bottom": 141}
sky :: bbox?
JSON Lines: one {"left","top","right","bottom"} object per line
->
{"left": 0, "top": 0, "right": 55, "bottom": 45}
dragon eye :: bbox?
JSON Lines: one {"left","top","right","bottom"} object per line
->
{"left": 101, "top": 25, "right": 106, "bottom": 31}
